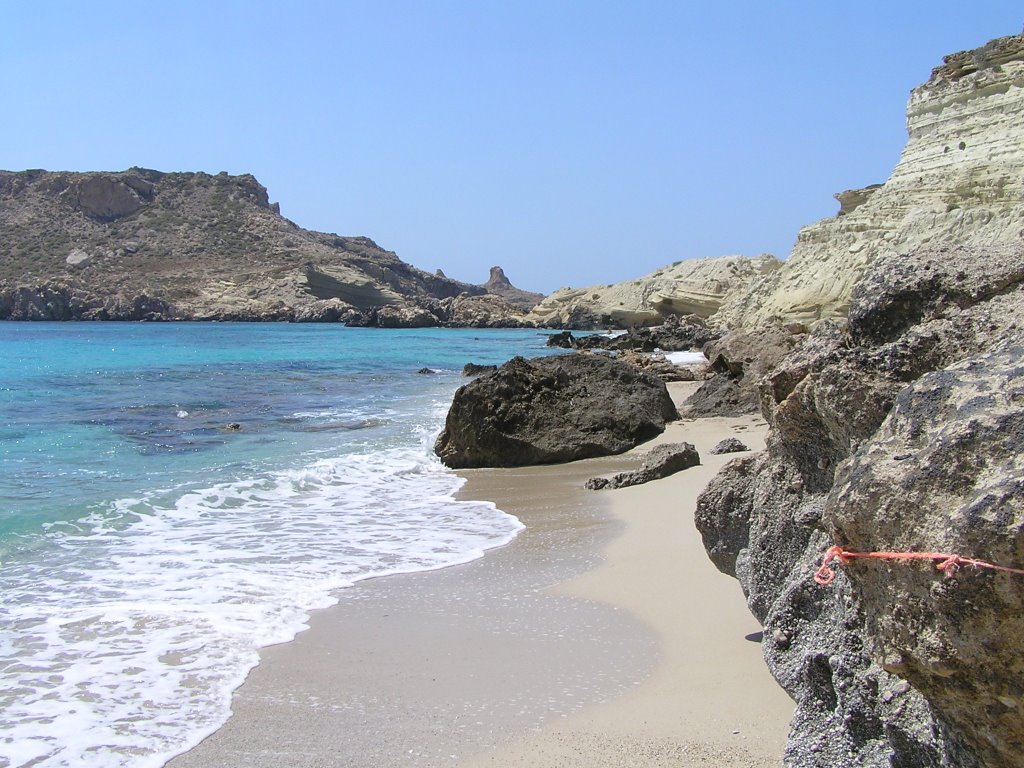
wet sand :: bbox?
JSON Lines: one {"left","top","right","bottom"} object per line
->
{"left": 170, "top": 382, "right": 792, "bottom": 767}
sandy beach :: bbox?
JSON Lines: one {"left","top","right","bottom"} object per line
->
{"left": 170, "top": 382, "right": 792, "bottom": 768}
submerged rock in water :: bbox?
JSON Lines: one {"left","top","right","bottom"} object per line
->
{"left": 434, "top": 354, "right": 678, "bottom": 468}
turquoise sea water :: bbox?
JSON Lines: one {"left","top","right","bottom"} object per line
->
{"left": 0, "top": 323, "right": 555, "bottom": 768}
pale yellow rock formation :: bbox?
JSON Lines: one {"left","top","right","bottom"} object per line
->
{"left": 715, "top": 34, "right": 1024, "bottom": 329}
{"left": 526, "top": 254, "right": 781, "bottom": 327}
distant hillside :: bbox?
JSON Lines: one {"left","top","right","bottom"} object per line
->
{"left": 0, "top": 168, "right": 536, "bottom": 324}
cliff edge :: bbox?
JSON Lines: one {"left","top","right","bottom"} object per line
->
{"left": 714, "top": 33, "right": 1024, "bottom": 329}
{"left": 526, "top": 253, "right": 781, "bottom": 329}
{"left": 696, "top": 34, "right": 1024, "bottom": 767}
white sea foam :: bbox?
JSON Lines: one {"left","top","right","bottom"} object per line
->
{"left": 663, "top": 351, "right": 707, "bottom": 365}
{"left": 0, "top": 446, "right": 521, "bottom": 768}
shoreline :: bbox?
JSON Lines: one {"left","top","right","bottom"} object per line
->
{"left": 169, "top": 382, "right": 792, "bottom": 767}
{"left": 458, "top": 384, "right": 793, "bottom": 766}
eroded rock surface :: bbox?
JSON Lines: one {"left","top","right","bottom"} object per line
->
{"left": 546, "top": 314, "right": 716, "bottom": 353}
{"left": 709, "top": 438, "right": 749, "bottom": 455}
{"left": 826, "top": 345, "right": 1024, "bottom": 768}
{"left": 585, "top": 442, "right": 700, "bottom": 490}
{"left": 714, "top": 34, "right": 1024, "bottom": 329}
{"left": 527, "top": 254, "right": 780, "bottom": 328}
{"left": 682, "top": 324, "right": 802, "bottom": 417}
{"left": 434, "top": 354, "right": 678, "bottom": 468}
{"left": 696, "top": 238, "right": 1024, "bottom": 766}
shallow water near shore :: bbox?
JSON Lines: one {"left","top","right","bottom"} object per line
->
{"left": 0, "top": 323, "right": 555, "bottom": 768}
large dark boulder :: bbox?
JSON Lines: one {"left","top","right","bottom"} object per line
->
{"left": 434, "top": 354, "right": 678, "bottom": 468}
{"left": 696, "top": 242, "right": 1024, "bottom": 767}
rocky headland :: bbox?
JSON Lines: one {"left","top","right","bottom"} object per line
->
{"left": 0, "top": 169, "right": 537, "bottom": 325}
{"left": 713, "top": 34, "right": 1024, "bottom": 331}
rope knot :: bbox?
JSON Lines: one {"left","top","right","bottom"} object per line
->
{"left": 813, "top": 545, "right": 848, "bottom": 586}
{"left": 936, "top": 555, "right": 961, "bottom": 577}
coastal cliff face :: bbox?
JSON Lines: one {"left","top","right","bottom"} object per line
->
{"left": 714, "top": 34, "right": 1024, "bottom": 330}
{"left": 525, "top": 254, "right": 781, "bottom": 328}
{"left": 523, "top": 34, "right": 1023, "bottom": 335}
{"left": 0, "top": 169, "right": 535, "bottom": 324}
{"left": 696, "top": 34, "right": 1024, "bottom": 768}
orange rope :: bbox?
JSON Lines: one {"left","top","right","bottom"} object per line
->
{"left": 814, "top": 545, "right": 1024, "bottom": 586}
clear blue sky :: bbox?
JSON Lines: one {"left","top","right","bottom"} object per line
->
{"left": 2, "top": 2, "right": 1020, "bottom": 293}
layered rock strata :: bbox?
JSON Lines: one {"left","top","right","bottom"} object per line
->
{"left": 526, "top": 254, "right": 781, "bottom": 328}
{"left": 0, "top": 169, "right": 538, "bottom": 324}
{"left": 713, "top": 34, "right": 1024, "bottom": 329}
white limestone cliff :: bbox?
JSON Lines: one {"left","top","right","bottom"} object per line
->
{"left": 526, "top": 253, "right": 781, "bottom": 328}
{"left": 714, "top": 34, "right": 1024, "bottom": 329}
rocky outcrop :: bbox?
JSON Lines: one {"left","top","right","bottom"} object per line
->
{"left": 615, "top": 350, "right": 708, "bottom": 383}
{"left": 526, "top": 254, "right": 781, "bottom": 329}
{"left": 709, "top": 438, "right": 748, "bottom": 455}
{"left": 682, "top": 324, "right": 802, "bottom": 417}
{"left": 462, "top": 363, "right": 497, "bottom": 376}
{"left": 695, "top": 237, "right": 1024, "bottom": 766}
{"left": 547, "top": 313, "right": 717, "bottom": 353}
{"left": 585, "top": 442, "right": 700, "bottom": 490}
{"left": 482, "top": 266, "right": 544, "bottom": 312}
{"left": 434, "top": 354, "right": 678, "bottom": 468}
{"left": 0, "top": 169, "right": 532, "bottom": 323}
{"left": 826, "top": 344, "right": 1024, "bottom": 768}
{"left": 0, "top": 281, "right": 176, "bottom": 321}
{"left": 714, "top": 34, "right": 1024, "bottom": 329}
{"left": 436, "top": 293, "right": 534, "bottom": 328}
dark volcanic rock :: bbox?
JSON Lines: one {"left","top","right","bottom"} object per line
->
{"left": 709, "top": 438, "right": 749, "bottom": 455}
{"left": 462, "top": 363, "right": 498, "bottom": 376}
{"left": 683, "top": 324, "right": 802, "bottom": 417}
{"left": 434, "top": 354, "right": 678, "bottom": 468}
{"left": 545, "top": 330, "right": 575, "bottom": 348}
{"left": 695, "top": 242, "right": 1024, "bottom": 767}
{"left": 585, "top": 442, "right": 699, "bottom": 490}
{"left": 545, "top": 314, "right": 716, "bottom": 353}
